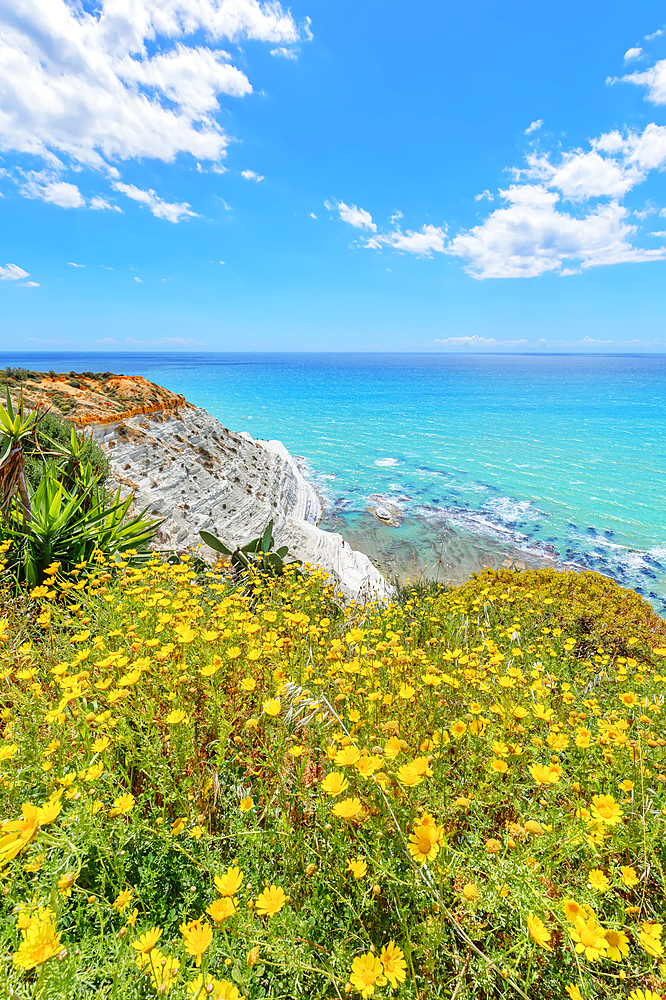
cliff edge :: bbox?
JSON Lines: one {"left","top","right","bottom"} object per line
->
{"left": 2, "top": 367, "right": 391, "bottom": 600}
{"left": 93, "top": 404, "right": 392, "bottom": 602}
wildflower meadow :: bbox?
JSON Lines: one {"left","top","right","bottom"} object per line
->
{"left": 1, "top": 547, "right": 666, "bottom": 1000}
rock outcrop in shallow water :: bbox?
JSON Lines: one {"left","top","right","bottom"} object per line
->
{"left": 92, "top": 404, "right": 392, "bottom": 602}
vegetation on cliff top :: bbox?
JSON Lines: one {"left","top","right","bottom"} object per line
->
{"left": 1, "top": 551, "right": 666, "bottom": 1000}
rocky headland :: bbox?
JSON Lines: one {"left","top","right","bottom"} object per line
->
{"left": 3, "top": 368, "right": 391, "bottom": 601}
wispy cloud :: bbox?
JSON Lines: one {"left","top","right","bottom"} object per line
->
{"left": 112, "top": 183, "right": 198, "bottom": 223}
{"left": 525, "top": 119, "right": 543, "bottom": 134}
{"left": 434, "top": 336, "right": 527, "bottom": 348}
{"left": 624, "top": 47, "right": 643, "bottom": 61}
{"left": 90, "top": 195, "right": 122, "bottom": 213}
{"left": 0, "top": 263, "right": 29, "bottom": 281}
{"left": 241, "top": 170, "right": 264, "bottom": 182}
{"left": 326, "top": 200, "right": 376, "bottom": 231}
{"left": 68, "top": 262, "right": 85, "bottom": 268}
{"left": 20, "top": 173, "right": 84, "bottom": 208}
{"left": 270, "top": 46, "right": 299, "bottom": 59}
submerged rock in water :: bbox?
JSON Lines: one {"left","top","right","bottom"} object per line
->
{"left": 91, "top": 402, "right": 392, "bottom": 603}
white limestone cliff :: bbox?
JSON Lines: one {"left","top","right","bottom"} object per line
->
{"left": 92, "top": 404, "right": 392, "bottom": 602}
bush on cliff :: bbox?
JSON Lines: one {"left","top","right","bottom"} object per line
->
{"left": 1, "top": 558, "right": 665, "bottom": 1000}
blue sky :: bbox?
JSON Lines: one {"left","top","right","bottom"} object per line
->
{"left": 1, "top": 0, "right": 666, "bottom": 353}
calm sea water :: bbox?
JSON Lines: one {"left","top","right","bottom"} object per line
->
{"left": 3, "top": 352, "right": 666, "bottom": 612}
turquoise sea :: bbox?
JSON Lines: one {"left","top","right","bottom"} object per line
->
{"left": 2, "top": 352, "right": 666, "bottom": 613}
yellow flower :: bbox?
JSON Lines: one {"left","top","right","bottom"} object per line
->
{"left": 131, "top": 926, "right": 163, "bottom": 953}
{"left": 240, "top": 677, "right": 257, "bottom": 691}
{"left": 335, "top": 745, "right": 361, "bottom": 767}
{"left": 527, "top": 913, "right": 552, "bottom": 951}
{"left": 166, "top": 709, "right": 189, "bottom": 724}
{"left": 171, "top": 817, "right": 187, "bottom": 836}
{"left": 490, "top": 758, "right": 509, "bottom": 774}
{"left": 383, "top": 736, "right": 402, "bottom": 760}
{"left": 58, "top": 871, "right": 77, "bottom": 896}
{"left": 455, "top": 796, "right": 470, "bottom": 809}
{"left": 562, "top": 899, "right": 586, "bottom": 924}
{"left": 239, "top": 796, "right": 254, "bottom": 812}
{"left": 0, "top": 743, "right": 18, "bottom": 760}
{"left": 112, "top": 889, "right": 134, "bottom": 913}
{"left": 206, "top": 897, "right": 238, "bottom": 923}
{"left": 12, "top": 907, "right": 62, "bottom": 971}
{"left": 263, "top": 698, "right": 281, "bottom": 717}
{"left": 398, "top": 683, "right": 415, "bottom": 700}
{"left": 321, "top": 772, "right": 349, "bottom": 796}
{"left": 347, "top": 857, "right": 368, "bottom": 879}
{"left": 396, "top": 762, "right": 424, "bottom": 787}
{"left": 214, "top": 866, "right": 243, "bottom": 897}
{"left": 187, "top": 975, "right": 240, "bottom": 1000}
{"left": 587, "top": 869, "right": 610, "bottom": 893}
{"left": 349, "top": 952, "right": 387, "bottom": 997}
{"left": 247, "top": 946, "right": 260, "bottom": 966}
{"left": 565, "top": 986, "right": 583, "bottom": 1000}
{"left": 619, "top": 691, "right": 638, "bottom": 707}
{"left": 180, "top": 918, "right": 213, "bottom": 967}
{"left": 407, "top": 816, "right": 443, "bottom": 863}
{"left": 140, "top": 948, "right": 181, "bottom": 992}
{"left": 620, "top": 865, "right": 639, "bottom": 888}
{"left": 462, "top": 883, "right": 479, "bottom": 902}
{"left": 255, "top": 885, "right": 287, "bottom": 916}
{"left": 380, "top": 941, "right": 407, "bottom": 987}
{"left": 528, "top": 763, "right": 560, "bottom": 785}
{"left": 619, "top": 779, "right": 634, "bottom": 792}
{"left": 356, "top": 755, "right": 382, "bottom": 777}
{"left": 569, "top": 916, "right": 609, "bottom": 961}
{"left": 628, "top": 990, "right": 664, "bottom": 1000}
{"left": 91, "top": 736, "right": 111, "bottom": 753}
{"left": 485, "top": 838, "right": 502, "bottom": 854}
{"left": 639, "top": 923, "right": 664, "bottom": 958}
{"left": 450, "top": 720, "right": 467, "bottom": 739}
{"left": 331, "top": 797, "right": 363, "bottom": 820}
{"left": 604, "top": 928, "right": 630, "bottom": 961}
{"left": 590, "top": 794, "right": 623, "bottom": 826}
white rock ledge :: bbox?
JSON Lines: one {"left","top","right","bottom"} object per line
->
{"left": 92, "top": 404, "right": 392, "bottom": 602}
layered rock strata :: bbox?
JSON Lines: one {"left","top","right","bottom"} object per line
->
{"left": 92, "top": 404, "right": 392, "bottom": 602}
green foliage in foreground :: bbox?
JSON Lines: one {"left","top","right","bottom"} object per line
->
{"left": 1, "top": 558, "right": 666, "bottom": 1000}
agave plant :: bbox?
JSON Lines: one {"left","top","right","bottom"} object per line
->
{"left": 200, "top": 519, "right": 301, "bottom": 581}
{"left": 1, "top": 464, "right": 160, "bottom": 587}
{"left": 0, "top": 387, "right": 39, "bottom": 524}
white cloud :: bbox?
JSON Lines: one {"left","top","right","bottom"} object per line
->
{"left": 0, "top": 0, "right": 302, "bottom": 173}
{"left": 525, "top": 119, "right": 543, "bottom": 134}
{"left": 0, "top": 263, "right": 29, "bottom": 281}
{"left": 90, "top": 195, "right": 122, "bottom": 212}
{"left": 329, "top": 200, "right": 376, "bottom": 231}
{"left": 581, "top": 336, "right": 613, "bottom": 343}
{"left": 68, "top": 261, "right": 85, "bottom": 267}
{"left": 650, "top": 230, "right": 666, "bottom": 236}
{"left": 112, "top": 181, "right": 197, "bottom": 222}
{"left": 241, "top": 169, "right": 264, "bottom": 182}
{"left": 20, "top": 174, "right": 85, "bottom": 208}
{"left": 474, "top": 190, "right": 494, "bottom": 202}
{"left": 447, "top": 186, "right": 665, "bottom": 278}
{"left": 389, "top": 210, "right": 403, "bottom": 223}
{"left": 309, "top": 212, "right": 317, "bottom": 219}
{"left": 434, "top": 336, "right": 527, "bottom": 347}
{"left": 645, "top": 28, "right": 664, "bottom": 41}
{"left": 622, "top": 59, "right": 666, "bottom": 104}
{"left": 270, "top": 46, "right": 298, "bottom": 59}
{"left": 20, "top": 281, "right": 40, "bottom": 287}
{"left": 624, "top": 47, "right": 643, "bottom": 61}
{"left": 134, "top": 276, "right": 142, "bottom": 282}
{"left": 367, "top": 224, "right": 447, "bottom": 257}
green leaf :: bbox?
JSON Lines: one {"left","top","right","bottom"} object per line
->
{"left": 199, "top": 530, "right": 232, "bottom": 555}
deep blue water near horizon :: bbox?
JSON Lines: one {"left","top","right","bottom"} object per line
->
{"left": 3, "top": 351, "right": 666, "bottom": 613}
